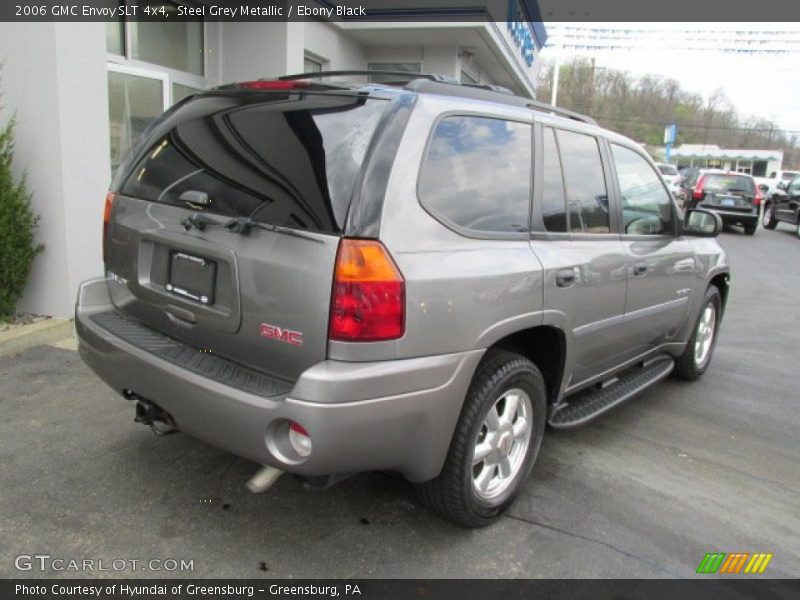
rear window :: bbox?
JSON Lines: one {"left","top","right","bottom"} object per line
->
{"left": 418, "top": 116, "right": 532, "bottom": 235}
{"left": 703, "top": 174, "right": 755, "bottom": 194}
{"left": 118, "top": 93, "right": 387, "bottom": 234}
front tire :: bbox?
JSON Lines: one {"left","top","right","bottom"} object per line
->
{"left": 762, "top": 203, "right": 778, "bottom": 229}
{"left": 673, "top": 286, "right": 722, "bottom": 381}
{"left": 416, "top": 350, "right": 546, "bottom": 527}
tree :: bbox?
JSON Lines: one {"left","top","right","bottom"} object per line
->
{"left": 0, "top": 83, "right": 43, "bottom": 320}
{"left": 536, "top": 58, "right": 800, "bottom": 168}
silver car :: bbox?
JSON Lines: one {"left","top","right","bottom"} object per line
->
{"left": 76, "top": 73, "right": 730, "bottom": 527}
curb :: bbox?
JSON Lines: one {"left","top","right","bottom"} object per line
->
{"left": 0, "top": 319, "right": 75, "bottom": 358}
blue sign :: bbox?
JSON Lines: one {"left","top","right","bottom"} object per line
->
{"left": 507, "top": 1, "right": 536, "bottom": 67}
{"left": 664, "top": 123, "right": 677, "bottom": 145}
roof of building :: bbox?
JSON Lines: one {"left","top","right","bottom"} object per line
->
{"left": 671, "top": 144, "right": 782, "bottom": 161}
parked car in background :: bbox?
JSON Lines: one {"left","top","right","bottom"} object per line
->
{"left": 762, "top": 175, "right": 800, "bottom": 238}
{"left": 754, "top": 169, "right": 800, "bottom": 197}
{"left": 655, "top": 163, "right": 683, "bottom": 203}
{"left": 74, "top": 72, "right": 730, "bottom": 527}
{"left": 656, "top": 163, "right": 680, "bottom": 185}
{"left": 684, "top": 171, "right": 761, "bottom": 235}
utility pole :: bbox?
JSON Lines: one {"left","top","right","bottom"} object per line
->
{"left": 551, "top": 42, "right": 560, "bottom": 106}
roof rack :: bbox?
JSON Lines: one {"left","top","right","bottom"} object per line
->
{"left": 278, "top": 71, "right": 597, "bottom": 126}
{"left": 279, "top": 70, "right": 459, "bottom": 84}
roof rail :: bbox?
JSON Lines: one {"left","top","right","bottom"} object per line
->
{"left": 278, "top": 71, "right": 597, "bottom": 126}
{"left": 279, "top": 70, "right": 459, "bottom": 84}
{"left": 526, "top": 98, "right": 597, "bottom": 126}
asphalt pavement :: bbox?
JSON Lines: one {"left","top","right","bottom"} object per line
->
{"left": 1, "top": 222, "right": 798, "bottom": 579}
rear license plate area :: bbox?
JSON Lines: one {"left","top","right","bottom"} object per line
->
{"left": 719, "top": 196, "right": 738, "bottom": 207}
{"left": 167, "top": 251, "right": 216, "bottom": 305}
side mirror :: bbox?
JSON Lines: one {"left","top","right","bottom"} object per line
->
{"left": 776, "top": 181, "right": 787, "bottom": 191}
{"left": 682, "top": 209, "right": 722, "bottom": 238}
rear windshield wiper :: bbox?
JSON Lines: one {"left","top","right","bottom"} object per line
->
{"left": 181, "top": 213, "right": 322, "bottom": 243}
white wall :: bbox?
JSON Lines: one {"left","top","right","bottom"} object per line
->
{"left": 0, "top": 22, "right": 109, "bottom": 318}
{"left": 221, "top": 21, "right": 292, "bottom": 83}
{"left": 303, "top": 21, "right": 366, "bottom": 70}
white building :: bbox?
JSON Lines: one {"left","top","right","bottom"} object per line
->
{"left": 0, "top": 6, "right": 547, "bottom": 318}
{"left": 670, "top": 144, "right": 783, "bottom": 177}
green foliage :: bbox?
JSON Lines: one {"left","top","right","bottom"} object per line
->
{"left": 537, "top": 58, "right": 800, "bottom": 169}
{"left": 0, "top": 114, "right": 43, "bottom": 320}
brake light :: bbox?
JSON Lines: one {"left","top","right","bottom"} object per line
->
{"left": 754, "top": 187, "right": 762, "bottom": 205}
{"left": 103, "top": 192, "right": 115, "bottom": 263}
{"left": 235, "top": 80, "right": 310, "bottom": 90}
{"left": 692, "top": 175, "right": 707, "bottom": 200}
{"left": 329, "top": 239, "right": 405, "bottom": 342}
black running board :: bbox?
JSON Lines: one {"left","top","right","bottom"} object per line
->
{"left": 548, "top": 356, "right": 675, "bottom": 429}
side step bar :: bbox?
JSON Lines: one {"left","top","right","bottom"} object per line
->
{"left": 548, "top": 356, "right": 675, "bottom": 429}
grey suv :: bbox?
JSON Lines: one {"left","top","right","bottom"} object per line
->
{"left": 76, "top": 72, "right": 730, "bottom": 527}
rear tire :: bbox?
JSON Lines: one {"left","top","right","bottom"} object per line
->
{"left": 762, "top": 203, "right": 778, "bottom": 229}
{"left": 744, "top": 223, "right": 757, "bottom": 235}
{"left": 416, "top": 350, "right": 546, "bottom": 527}
{"left": 673, "top": 286, "right": 722, "bottom": 381}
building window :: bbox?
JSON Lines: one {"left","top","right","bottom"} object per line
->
{"left": 105, "top": 2, "right": 207, "bottom": 174}
{"left": 367, "top": 62, "right": 422, "bottom": 83}
{"left": 460, "top": 69, "right": 478, "bottom": 84}
{"left": 172, "top": 83, "right": 204, "bottom": 104}
{"left": 707, "top": 159, "right": 723, "bottom": 169}
{"left": 107, "top": 67, "right": 167, "bottom": 174}
{"left": 106, "top": 19, "right": 125, "bottom": 56}
{"left": 129, "top": 2, "right": 203, "bottom": 76}
{"left": 304, "top": 55, "right": 324, "bottom": 73}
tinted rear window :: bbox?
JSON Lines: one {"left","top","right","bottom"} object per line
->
{"left": 704, "top": 174, "right": 754, "bottom": 194}
{"left": 418, "top": 116, "right": 532, "bottom": 234}
{"left": 118, "top": 93, "right": 387, "bottom": 234}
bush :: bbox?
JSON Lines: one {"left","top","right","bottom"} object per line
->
{"left": 0, "top": 113, "right": 43, "bottom": 321}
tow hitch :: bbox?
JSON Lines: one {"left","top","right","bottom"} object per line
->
{"left": 127, "top": 392, "right": 178, "bottom": 436}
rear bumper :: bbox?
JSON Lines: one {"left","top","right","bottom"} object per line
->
{"left": 76, "top": 278, "right": 483, "bottom": 482}
{"left": 699, "top": 206, "right": 758, "bottom": 224}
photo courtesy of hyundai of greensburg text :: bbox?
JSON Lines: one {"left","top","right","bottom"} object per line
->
{"left": 0, "top": 1, "right": 798, "bottom": 599}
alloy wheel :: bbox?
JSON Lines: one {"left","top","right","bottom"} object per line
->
{"left": 472, "top": 388, "right": 533, "bottom": 501}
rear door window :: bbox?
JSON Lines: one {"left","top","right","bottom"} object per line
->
{"left": 555, "top": 129, "right": 610, "bottom": 234}
{"left": 118, "top": 94, "right": 388, "bottom": 234}
{"left": 418, "top": 115, "right": 532, "bottom": 234}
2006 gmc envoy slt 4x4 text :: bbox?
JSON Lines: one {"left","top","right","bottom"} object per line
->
{"left": 76, "top": 71, "right": 730, "bottom": 527}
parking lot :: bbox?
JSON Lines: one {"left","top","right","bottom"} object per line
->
{"left": 1, "top": 223, "right": 798, "bottom": 579}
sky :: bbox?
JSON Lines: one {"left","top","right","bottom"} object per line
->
{"left": 539, "top": 23, "right": 800, "bottom": 139}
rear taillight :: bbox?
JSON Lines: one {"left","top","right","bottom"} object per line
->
{"left": 329, "top": 239, "right": 405, "bottom": 342}
{"left": 754, "top": 188, "right": 762, "bottom": 205}
{"left": 692, "top": 175, "right": 707, "bottom": 200}
{"left": 103, "top": 192, "right": 115, "bottom": 263}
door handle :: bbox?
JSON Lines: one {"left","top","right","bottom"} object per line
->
{"left": 556, "top": 268, "right": 578, "bottom": 288}
{"left": 633, "top": 262, "right": 649, "bottom": 277}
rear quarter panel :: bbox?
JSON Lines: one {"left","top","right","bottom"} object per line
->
{"left": 370, "top": 96, "right": 545, "bottom": 360}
